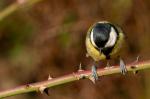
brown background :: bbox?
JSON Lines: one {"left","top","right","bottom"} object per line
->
{"left": 0, "top": 0, "right": 150, "bottom": 99}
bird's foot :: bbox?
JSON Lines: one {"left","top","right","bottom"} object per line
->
{"left": 119, "top": 58, "right": 127, "bottom": 75}
{"left": 90, "top": 65, "right": 99, "bottom": 83}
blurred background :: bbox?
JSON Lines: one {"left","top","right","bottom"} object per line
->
{"left": 0, "top": 0, "right": 150, "bottom": 99}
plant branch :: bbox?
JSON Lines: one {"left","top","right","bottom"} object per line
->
{"left": 0, "top": 0, "right": 43, "bottom": 21}
{"left": 0, "top": 60, "right": 150, "bottom": 98}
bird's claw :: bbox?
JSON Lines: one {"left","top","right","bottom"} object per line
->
{"left": 119, "top": 58, "right": 127, "bottom": 75}
{"left": 90, "top": 65, "right": 99, "bottom": 83}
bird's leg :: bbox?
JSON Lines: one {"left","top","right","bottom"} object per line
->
{"left": 90, "top": 48, "right": 101, "bottom": 82}
{"left": 119, "top": 57, "right": 127, "bottom": 75}
{"left": 91, "top": 62, "right": 99, "bottom": 82}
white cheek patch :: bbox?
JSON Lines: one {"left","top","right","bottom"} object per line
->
{"left": 90, "top": 29, "right": 98, "bottom": 48}
{"left": 105, "top": 27, "right": 117, "bottom": 48}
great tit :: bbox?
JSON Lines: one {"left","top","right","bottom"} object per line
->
{"left": 85, "top": 21, "right": 127, "bottom": 81}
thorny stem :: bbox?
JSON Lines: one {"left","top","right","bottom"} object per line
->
{"left": 0, "top": 0, "right": 43, "bottom": 21}
{"left": 0, "top": 60, "right": 150, "bottom": 98}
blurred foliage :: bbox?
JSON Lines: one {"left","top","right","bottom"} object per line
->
{"left": 0, "top": 16, "right": 35, "bottom": 57}
{"left": 0, "top": 0, "right": 150, "bottom": 99}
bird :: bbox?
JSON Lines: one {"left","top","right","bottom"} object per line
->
{"left": 85, "top": 21, "right": 127, "bottom": 81}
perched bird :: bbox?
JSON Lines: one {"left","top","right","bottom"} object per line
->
{"left": 85, "top": 21, "right": 127, "bottom": 81}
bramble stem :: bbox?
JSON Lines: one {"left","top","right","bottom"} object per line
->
{"left": 0, "top": 0, "right": 43, "bottom": 21}
{"left": 0, "top": 60, "right": 150, "bottom": 98}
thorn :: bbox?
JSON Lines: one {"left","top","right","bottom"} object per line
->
{"left": 73, "top": 72, "right": 80, "bottom": 80}
{"left": 48, "top": 74, "right": 53, "bottom": 80}
{"left": 130, "top": 56, "right": 140, "bottom": 75}
{"left": 78, "top": 63, "right": 84, "bottom": 72}
{"left": 39, "top": 86, "right": 46, "bottom": 94}
{"left": 130, "top": 65, "right": 138, "bottom": 74}
{"left": 44, "top": 88, "right": 49, "bottom": 96}
{"left": 79, "top": 74, "right": 87, "bottom": 79}
{"left": 132, "top": 56, "right": 140, "bottom": 65}
{"left": 133, "top": 70, "right": 138, "bottom": 74}
{"left": 89, "top": 76, "right": 96, "bottom": 84}
{"left": 135, "top": 56, "right": 140, "bottom": 63}
{"left": 135, "top": 70, "right": 138, "bottom": 74}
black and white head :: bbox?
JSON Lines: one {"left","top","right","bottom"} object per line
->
{"left": 90, "top": 21, "right": 118, "bottom": 50}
